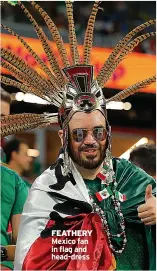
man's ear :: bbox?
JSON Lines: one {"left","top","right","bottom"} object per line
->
{"left": 11, "top": 151, "right": 18, "bottom": 161}
{"left": 58, "top": 130, "right": 63, "bottom": 146}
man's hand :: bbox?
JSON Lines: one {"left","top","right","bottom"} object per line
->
{"left": 137, "top": 184, "right": 156, "bottom": 226}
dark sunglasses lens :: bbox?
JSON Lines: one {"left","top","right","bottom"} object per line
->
{"left": 72, "top": 129, "right": 87, "bottom": 142}
{"left": 93, "top": 128, "right": 107, "bottom": 141}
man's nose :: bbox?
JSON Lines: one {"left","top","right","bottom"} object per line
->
{"left": 83, "top": 131, "right": 96, "bottom": 144}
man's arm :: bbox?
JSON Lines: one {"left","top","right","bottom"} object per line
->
{"left": 138, "top": 184, "right": 156, "bottom": 225}
{"left": 10, "top": 174, "right": 28, "bottom": 247}
{"left": 1, "top": 245, "right": 16, "bottom": 262}
{"left": 10, "top": 214, "right": 22, "bottom": 244}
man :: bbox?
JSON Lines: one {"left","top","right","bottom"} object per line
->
{"left": 14, "top": 111, "right": 156, "bottom": 270}
{"left": 0, "top": 88, "right": 11, "bottom": 162}
{"left": 0, "top": 1, "right": 156, "bottom": 270}
{"left": 3, "top": 138, "right": 33, "bottom": 189}
{"left": 0, "top": 89, "right": 28, "bottom": 270}
{"left": 129, "top": 143, "right": 156, "bottom": 179}
{"left": 1, "top": 88, "right": 11, "bottom": 117}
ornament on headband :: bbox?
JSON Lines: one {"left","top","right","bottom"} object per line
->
{"left": 58, "top": 65, "right": 106, "bottom": 126}
{"left": 0, "top": 1, "right": 156, "bottom": 137}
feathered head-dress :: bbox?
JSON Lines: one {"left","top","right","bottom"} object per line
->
{"left": 1, "top": 1, "right": 156, "bottom": 174}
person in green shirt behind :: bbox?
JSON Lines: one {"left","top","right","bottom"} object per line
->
{"left": 0, "top": 165, "right": 28, "bottom": 270}
{"left": 0, "top": 88, "right": 28, "bottom": 270}
{"left": 129, "top": 143, "right": 156, "bottom": 179}
{"left": 3, "top": 138, "right": 33, "bottom": 190}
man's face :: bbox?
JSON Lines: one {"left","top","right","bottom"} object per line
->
{"left": 13, "top": 143, "right": 33, "bottom": 173}
{"left": 1, "top": 101, "right": 10, "bottom": 116}
{"left": 68, "top": 110, "right": 107, "bottom": 169}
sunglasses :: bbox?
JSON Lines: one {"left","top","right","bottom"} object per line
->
{"left": 71, "top": 127, "right": 107, "bottom": 142}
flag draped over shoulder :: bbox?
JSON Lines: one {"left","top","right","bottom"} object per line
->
{"left": 14, "top": 154, "right": 156, "bottom": 270}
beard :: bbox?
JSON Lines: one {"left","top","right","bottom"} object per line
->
{"left": 69, "top": 142, "right": 107, "bottom": 170}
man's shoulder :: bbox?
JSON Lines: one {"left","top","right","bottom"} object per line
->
{"left": 1, "top": 163, "right": 19, "bottom": 177}
{"left": 112, "top": 157, "right": 132, "bottom": 171}
{"left": 112, "top": 157, "right": 147, "bottom": 177}
{"left": 32, "top": 166, "right": 57, "bottom": 191}
{"left": 112, "top": 157, "right": 155, "bottom": 177}
{"left": 24, "top": 179, "right": 32, "bottom": 189}
{"left": 1, "top": 163, "right": 26, "bottom": 187}
{"left": 112, "top": 157, "right": 155, "bottom": 189}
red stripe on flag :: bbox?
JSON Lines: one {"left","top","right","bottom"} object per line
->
{"left": 123, "top": 195, "right": 127, "bottom": 201}
{"left": 95, "top": 192, "right": 103, "bottom": 201}
{"left": 97, "top": 172, "right": 106, "bottom": 181}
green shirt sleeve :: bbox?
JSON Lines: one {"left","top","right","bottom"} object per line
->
{"left": 0, "top": 167, "right": 28, "bottom": 270}
{"left": 23, "top": 179, "right": 32, "bottom": 189}
{"left": 11, "top": 173, "right": 28, "bottom": 216}
{"left": 1, "top": 261, "right": 14, "bottom": 270}
{"left": 113, "top": 158, "right": 156, "bottom": 221}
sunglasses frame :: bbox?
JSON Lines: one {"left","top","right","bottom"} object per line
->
{"left": 71, "top": 127, "right": 108, "bottom": 142}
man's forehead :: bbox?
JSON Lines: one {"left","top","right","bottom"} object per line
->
{"left": 69, "top": 110, "right": 106, "bottom": 129}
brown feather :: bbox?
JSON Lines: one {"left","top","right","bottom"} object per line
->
{"left": 1, "top": 23, "right": 59, "bottom": 88}
{"left": 1, "top": 61, "right": 50, "bottom": 97}
{"left": 1, "top": 48, "right": 52, "bottom": 94}
{"left": 30, "top": 1, "right": 70, "bottom": 67}
{"left": 1, "top": 113, "right": 58, "bottom": 137}
{"left": 1, "top": 75, "right": 49, "bottom": 102}
{"left": 65, "top": 1, "right": 80, "bottom": 65}
{"left": 107, "top": 75, "right": 156, "bottom": 102}
{"left": 19, "top": 1, "right": 66, "bottom": 88}
{"left": 1, "top": 76, "right": 62, "bottom": 107}
{"left": 97, "top": 31, "right": 156, "bottom": 87}
{"left": 119, "top": 32, "right": 156, "bottom": 59}
{"left": 97, "top": 20, "right": 156, "bottom": 87}
{"left": 83, "top": 1, "right": 102, "bottom": 65}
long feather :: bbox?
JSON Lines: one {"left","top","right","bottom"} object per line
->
{"left": 1, "top": 23, "right": 60, "bottom": 89}
{"left": 97, "top": 19, "right": 156, "bottom": 86}
{"left": 83, "top": 1, "right": 101, "bottom": 65}
{"left": 30, "top": 1, "right": 70, "bottom": 68}
{"left": 1, "top": 61, "right": 31, "bottom": 85}
{"left": 97, "top": 31, "right": 156, "bottom": 87}
{"left": 1, "top": 61, "right": 50, "bottom": 97}
{"left": 65, "top": 1, "right": 80, "bottom": 65}
{"left": 1, "top": 61, "right": 62, "bottom": 104}
{"left": 1, "top": 76, "right": 62, "bottom": 107}
{"left": 1, "top": 47, "right": 53, "bottom": 94}
{"left": 1, "top": 113, "right": 58, "bottom": 137}
{"left": 18, "top": 1, "right": 66, "bottom": 88}
{"left": 1, "top": 75, "right": 50, "bottom": 102}
{"left": 106, "top": 75, "right": 156, "bottom": 102}
{"left": 119, "top": 32, "right": 156, "bottom": 59}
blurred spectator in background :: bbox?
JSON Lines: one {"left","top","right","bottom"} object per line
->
{"left": 1, "top": 88, "right": 11, "bottom": 117}
{"left": 1, "top": 88, "right": 11, "bottom": 162}
{"left": 3, "top": 138, "right": 33, "bottom": 189}
{"left": 129, "top": 144, "right": 156, "bottom": 179}
{"left": 0, "top": 89, "right": 28, "bottom": 270}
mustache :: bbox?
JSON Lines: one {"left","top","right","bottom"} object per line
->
{"left": 78, "top": 144, "right": 100, "bottom": 152}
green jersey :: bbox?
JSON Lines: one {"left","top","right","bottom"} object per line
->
{"left": 84, "top": 158, "right": 156, "bottom": 270}
{"left": 23, "top": 178, "right": 32, "bottom": 190}
{"left": 1, "top": 165, "right": 28, "bottom": 269}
